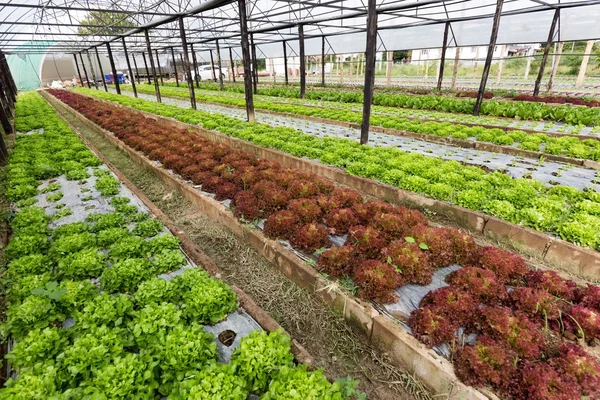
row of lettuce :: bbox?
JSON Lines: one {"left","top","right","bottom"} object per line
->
{"left": 0, "top": 92, "right": 363, "bottom": 399}
{"left": 73, "top": 88, "right": 600, "bottom": 252}
{"left": 157, "top": 81, "right": 600, "bottom": 126}
{"left": 49, "top": 88, "right": 600, "bottom": 399}
{"left": 132, "top": 84, "right": 600, "bottom": 162}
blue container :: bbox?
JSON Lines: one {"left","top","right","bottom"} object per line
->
{"left": 105, "top": 73, "right": 126, "bottom": 84}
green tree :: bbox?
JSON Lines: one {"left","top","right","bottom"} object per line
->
{"left": 78, "top": 11, "right": 136, "bottom": 36}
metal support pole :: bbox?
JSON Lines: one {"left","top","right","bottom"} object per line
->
{"left": 386, "top": 51, "right": 393, "bottom": 87}
{"left": 0, "top": 83, "right": 11, "bottom": 120}
{"left": 210, "top": 50, "right": 217, "bottom": 82}
{"left": 142, "top": 52, "right": 151, "bottom": 84}
{"left": 360, "top": 0, "right": 378, "bottom": 145}
{"left": 534, "top": 8, "right": 560, "bottom": 96}
{"left": 191, "top": 44, "right": 200, "bottom": 88}
{"left": 237, "top": 0, "right": 255, "bottom": 122}
{"left": 299, "top": 25, "right": 306, "bottom": 98}
{"left": 178, "top": 16, "right": 196, "bottom": 110}
{"left": 144, "top": 29, "right": 161, "bottom": 103}
{"left": 79, "top": 53, "right": 91, "bottom": 88}
{"left": 283, "top": 41, "right": 289, "bottom": 85}
{"left": 74, "top": 54, "right": 84, "bottom": 87}
{"left": 0, "top": 53, "right": 16, "bottom": 100}
{"left": 437, "top": 22, "right": 450, "bottom": 91}
{"left": 229, "top": 48, "right": 236, "bottom": 83}
{"left": 132, "top": 53, "right": 141, "bottom": 85}
{"left": 122, "top": 38, "right": 137, "bottom": 98}
{"left": 216, "top": 40, "right": 224, "bottom": 91}
{"left": 171, "top": 47, "right": 179, "bottom": 87}
{"left": 155, "top": 50, "right": 164, "bottom": 86}
{"left": 474, "top": 0, "right": 504, "bottom": 116}
{"left": 0, "top": 58, "right": 16, "bottom": 105}
{"left": 0, "top": 96, "right": 12, "bottom": 136}
{"left": 106, "top": 42, "right": 120, "bottom": 95}
{"left": 94, "top": 47, "right": 108, "bottom": 92}
{"left": 321, "top": 36, "right": 326, "bottom": 86}
{"left": 86, "top": 50, "right": 98, "bottom": 90}
{"left": 250, "top": 33, "right": 258, "bottom": 94}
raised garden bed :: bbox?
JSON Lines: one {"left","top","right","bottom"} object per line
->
{"left": 0, "top": 92, "right": 353, "bottom": 400}
{"left": 61, "top": 89, "right": 600, "bottom": 280}
{"left": 46, "top": 89, "right": 600, "bottom": 400}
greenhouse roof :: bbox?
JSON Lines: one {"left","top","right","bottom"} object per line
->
{"left": 0, "top": 0, "right": 599, "bottom": 58}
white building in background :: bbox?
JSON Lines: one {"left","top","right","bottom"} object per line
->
{"left": 409, "top": 44, "right": 540, "bottom": 65}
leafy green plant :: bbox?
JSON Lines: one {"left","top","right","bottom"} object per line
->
{"left": 3, "top": 295, "right": 66, "bottom": 340}
{"left": 101, "top": 258, "right": 153, "bottom": 293}
{"left": 263, "top": 366, "right": 365, "bottom": 400}
{"left": 108, "top": 236, "right": 147, "bottom": 259}
{"left": 133, "top": 219, "right": 163, "bottom": 238}
{"left": 96, "top": 175, "right": 120, "bottom": 196}
{"left": 65, "top": 168, "right": 90, "bottom": 181}
{"left": 151, "top": 249, "right": 186, "bottom": 274}
{"left": 7, "top": 254, "right": 53, "bottom": 277}
{"left": 46, "top": 192, "right": 63, "bottom": 203}
{"left": 133, "top": 277, "right": 176, "bottom": 307}
{"left": 75, "top": 293, "right": 134, "bottom": 330}
{"left": 56, "top": 248, "right": 107, "bottom": 280}
{"left": 168, "top": 362, "right": 247, "bottom": 400}
{"left": 173, "top": 269, "right": 238, "bottom": 324}
{"left": 6, "top": 327, "right": 68, "bottom": 372}
{"left": 230, "top": 329, "right": 295, "bottom": 393}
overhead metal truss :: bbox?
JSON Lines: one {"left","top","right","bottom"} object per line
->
{"left": 1, "top": 0, "right": 599, "bottom": 56}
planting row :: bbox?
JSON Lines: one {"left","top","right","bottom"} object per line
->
{"left": 135, "top": 84, "right": 600, "bottom": 161}
{"left": 1, "top": 92, "right": 363, "bottom": 400}
{"left": 160, "top": 82, "right": 600, "bottom": 136}
{"left": 69, "top": 89, "right": 600, "bottom": 252}
{"left": 50, "top": 89, "right": 600, "bottom": 399}
{"left": 154, "top": 82, "right": 600, "bottom": 126}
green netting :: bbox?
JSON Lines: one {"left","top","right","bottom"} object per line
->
{"left": 7, "top": 41, "right": 54, "bottom": 90}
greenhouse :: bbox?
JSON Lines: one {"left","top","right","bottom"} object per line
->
{"left": 0, "top": 0, "right": 600, "bottom": 399}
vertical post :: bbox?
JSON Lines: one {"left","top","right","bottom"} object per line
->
{"left": 349, "top": 54, "right": 353, "bottom": 79}
{"left": 576, "top": 40, "right": 594, "bottom": 88}
{"left": 524, "top": 52, "right": 532, "bottom": 79}
{"left": 95, "top": 46, "right": 108, "bottom": 92}
{"left": 0, "top": 53, "right": 16, "bottom": 99}
{"left": 495, "top": 45, "right": 505, "bottom": 85}
{"left": 437, "top": 22, "right": 450, "bottom": 90}
{"left": 473, "top": 46, "right": 480, "bottom": 77}
{"left": 0, "top": 81, "right": 11, "bottom": 116}
{"left": 360, "top": 0, "right": 377, "bottom": 145}
{"left": 386, "top": 51, "right": 393, "bottom": 87}
{"left": 210, "top": 50, "right": 217, "bottom": 82}
{"left": 451, "top": 47, "right": 460, "bottom": 90}
{"left": 547, "top": 42, "right": 564, "bottom": 92}
{"left": 474, "top": 0, "right": 504, "bottom": 116}
{"left": 283, "top": 41, "right": 289, "bottom": 85}
{"left": 144, "top": 29, "right": 161, "bottom": 103}
{"left": 191, "top": 44, "right": 200, "bottom": 88}
{"left": 534, "top": 8, "right": 560, "bottom": 96}
{"left": 178, "top": 16, "right": 196, "bottom": 110}
{"left": 155, "top": 50, "right": 164, "bottom": 86}
{"left": 122, "top": 37, "right": 137, "bottom": 98}
{"left": 142, "top": 52, "right": 151, "bottom": 84}
{"left": 321, "top": 36, "right": 326, "bottom": 86}
{"left": 216, "top": 40, "right": 224, "bottom": 91}
{"left": 106, "top": 42, "right": 120, "bottom": 95}
{"left": 79, "top": 53, "right": 91, "bottom": 88}
{"left": 86, "top": 50, "right": 99, "bottom": 90}
{"left": 340, "top": 55, "right": 345, "bottom": 84}
{"left": 299, "top": 25, "right": 306, "bottom": 98}
{"left": 237, "top": 0, "right": 255, "bottom": 122}
{"left": 0, "top": 96, "right": 12, "bottom": 135}
{"left": 229, "top": 48, "right": 236, "bottom": 83}
{"left": 132, "top": 53, "right": 141, "bottom": 84}
{"left": 171, "top": 47, "right": 179, "bottom": 87}
{"left": 74, "top": 54, "right": 84, "bottom": 87}
{"left": 250, "top": 33, "right": 258, "bottom": 94}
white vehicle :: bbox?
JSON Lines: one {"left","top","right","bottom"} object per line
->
{"left": 191, "top": 65, "right": 228, "bottom": 81}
